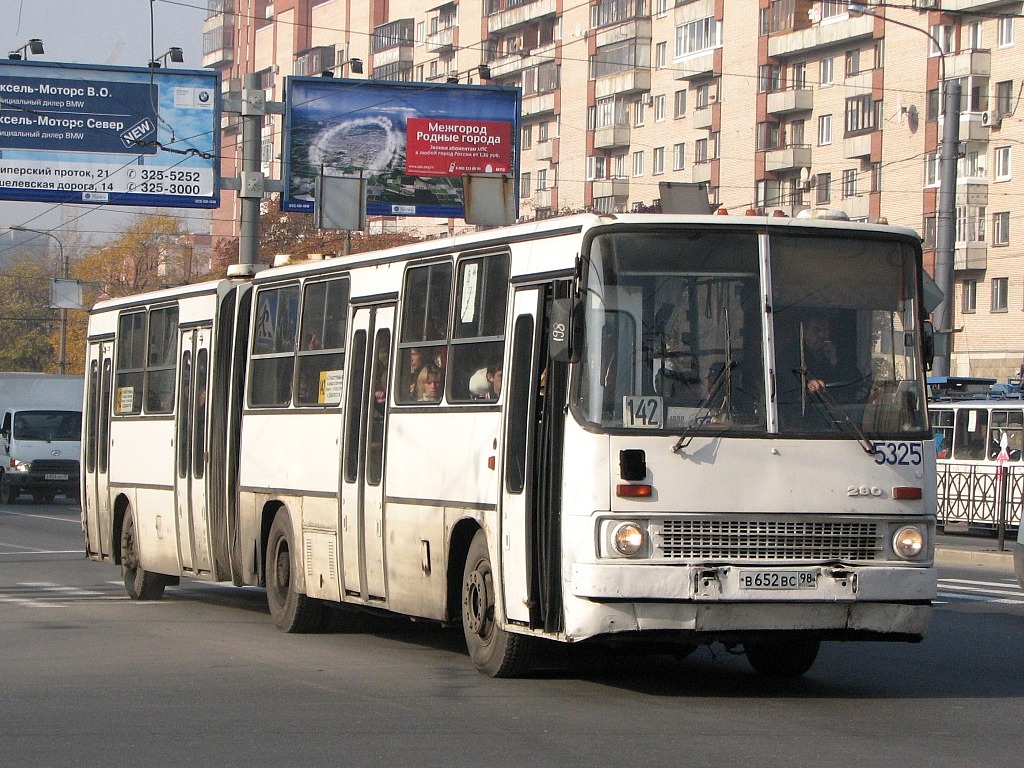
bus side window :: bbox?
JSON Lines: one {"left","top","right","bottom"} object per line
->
{"left": 953, "top": 407, "right": 988, "bottom": 460}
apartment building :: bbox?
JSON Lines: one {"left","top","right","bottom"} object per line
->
{"left": 202, "top": 0, "right": 1024, "bottom": 379}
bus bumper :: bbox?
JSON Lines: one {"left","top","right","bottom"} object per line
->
{"left": 565, "top": 562, "right": 935, "bottom": 641}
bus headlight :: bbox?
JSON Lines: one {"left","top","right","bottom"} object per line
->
{"left": 892, "top": 526, "right": 925, "bottom": 559}
{"left": 612, "top": 522, "right": 646, "bottom": 556}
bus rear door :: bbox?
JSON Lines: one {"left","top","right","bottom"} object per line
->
{"left": 341, "top": 304, "right": 394, "bottom": 601}
{"left": 84, "top": 340, "right": 114, "bottom": 559}
{"left": 174, "top": 325, "right": 214, "bottom": 575}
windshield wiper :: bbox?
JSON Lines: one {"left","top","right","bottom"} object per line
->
{"left": 791, "top": 368, "right": 875, "bottom": 455}
{"left": 672, "top": 361, "right": 737, "bottom": 453}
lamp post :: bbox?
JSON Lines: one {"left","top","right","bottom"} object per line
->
{"left": 8, "top": 38, "right": 44, "bottom": 60}
{"left": 848, "top": 4, "right": 960, "bottom": 376}
{"left": 148, "top": 47, "right": 184, "bottom": 68}
{"left": 11, "top": 226, "right": 68, "bottom": 375}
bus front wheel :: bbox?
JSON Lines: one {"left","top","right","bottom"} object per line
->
{"left": 745, "top": 637, "right": 820, "bottom": 678}
{"left": 265, "top": 509, "right": 325, "bottom": 633}
{"left": 461, "top": 530, "right": 535, "bottom": 678}
{"left": 120, "top": 506, "right": 168, "bottom": 600}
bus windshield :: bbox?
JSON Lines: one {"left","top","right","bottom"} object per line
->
{"left": 575, "top": 227, "right": 928, "bottom": 439}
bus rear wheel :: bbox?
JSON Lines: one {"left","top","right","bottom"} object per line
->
{"left": 745, "top": 637, "right": 820, "bottom": 678}
{"left": 120, "top": 506, "right": 168, "bottom": 600}
{"left": 265, "top": 509, "right": 325, "bottom": 633}
{"left": 461, "top": 530, "right": 535, "bottom": 678}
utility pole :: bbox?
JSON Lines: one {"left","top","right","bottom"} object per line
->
{"left": 932, "top": 81, "right": 961, "bottom": 377}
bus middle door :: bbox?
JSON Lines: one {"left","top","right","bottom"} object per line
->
{"left": 341, "top": 305, "right": 393, "bottom": 602}
{"left": 83, "top": 340, "right": 114, "bottom": 560}
{"left": 174, "top": 326, "right": 214, "bottom": 576}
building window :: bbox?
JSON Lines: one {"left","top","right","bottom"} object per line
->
{"left": 633, "top": 150, "right": 645, "bottom": 177}
{"left": 844, "top": 49, "right": 860, "bottom": 77}
{"left": 844, "top": 95, "right": 878, "bottom": 134}
{"left": 968, "top": 21, "right": 983, "bottom": 49}
{"left": 820, "top": 57, "right": 833, "bottom": 86}
{"left": 655, "top": 94, "right": 666, "bottom": 121}
{"left": 653, "top": 146, "right": 665, "bottom": 175}
{"left": 997, "top": 80, "right": 1014, "bottom": 116}
{"left": 538, "top": 121, "right": 550, "bottom": 142}
{"left": 956, "top": 205, "right": 986, "bottom": 243}
{"left": 635, "top": 100, "right": 646, "bottom": 126}
{"left": 673, "top": 142, "right": 686, "bottom": 171}
{"left": 998, "top": 17, "right": 1014, "bottom": 48}
{"left": 674, "top": 89, "right": 687, "bottom": 118}
{"left": 923, "top": 216, "right": 936, "bottom": 248}
{"left": 522, "top": 125, "right": 532, "bottom": 150}
{"left": 993, "top": 211, "right": 1010, "bottom": 245}
{"left": 929, "top": 25, "right": 953, "bottom": 56}
{"left": 992, "top": 277, "right": 1009, "bottom": 312}
{"left": 759, "top": 64, "right": 782, "bottom": 93}
{"left": 793, "top": 62, "right": 807, "bottom": 89}
{"left": 586, "top": 156, "right": 608, "bottom": 181}
{"left": 537, "top": 169, "right": 548, "bottom": 190}
{"left": 842, "top": 169, "right": 858, "bottom": 198}
{"left": 521, "top": 172, "right": 531, "bottom": 197}
{"left": 655, "top": 41, "right": 666, "bottom": 69}
{"left": 962, "top": 279, "right": 977, "bottom": 313}
{"left": 816, "top": 172, "right": 831, "bottom": 204}
{"left": 924, "top": 152, "right": 938, "bottom": 187}
{"left": 757, "top": 122, "right": 781, "bottom": 151}
{"left": 695, "top": 138, "right": 709, "bottom": 164}
{"left": 817, "top": 114, "right": 832, "bottom": 145}
{"left": 995, "top": 146, "right": 1011, "bottom": 180}
{"left": 675, "top": 17, "right": 721, "bottom": 58}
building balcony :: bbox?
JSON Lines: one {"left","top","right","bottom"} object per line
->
{"left": 768, "top": 13, "right": 874, "bottom": 58}
{"left": 372, "top": 44, "right": 414, "bottom": 69}
{"left": 536, "top": 138, "right": 557, "bottom": 160}
{"left": 487, "top": 41, "right": 556, "bottom": 79}
{"left": 592, "top": 178, "right": 629, "bottom": 199}
{"left": 202, "top": 18, "right": 234, "bottom": 68}
{"left": 594, "top": 18, "right": 652, "bottom": 49}
{"left": 764, "top": 145, "right": 812, "bottom": 173}
{"left": 594, "top": 68, "right": 651, "bottom": 99}
{"left": 959, "top": 112, "right": 990, "bottom": 142}
{"left": 956, "top": 182, "right": 988, "bottom": 207}
{"left": 425, "top": 26, "right": 455, "bottom": 52}
{"left": 841, "top": 194, "right": 871, "bottom": 220}
{"left": 522, "top": 91, "right": 556, "bottom": 117}
{"left": 766, "top": 87, "right": 813, "bottom": 115}
{"left": 487, "top": 0, "right": 557, "bottom": 34}
{"left": 843, "top": 132, "right": 874, "bottom": 159}
{"left": 594, "top": 123, "right": 630, "bottom": 149}
{"left": 692, "top": 161, "right": 713, "bottom": 184}
{"left": 534, "top": 187, "right": 553, "bottom": 209}
{"left": 692, "top": 105, "right": 714, "bottom": 130}
{"left": 954, "top": 243, "right": 987, "bottom": 271}
{"left": 946, "top": 49, "right": 991, "bottom": 79}
{"left": 675, "top": 50, "right": 715, "bottom": 81}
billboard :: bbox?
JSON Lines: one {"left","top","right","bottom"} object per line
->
{"left": 284, "top": 78, "right": 520, "bottom": 219}
{"left": 0, "top": 60, "right": 219, "bottom": 208}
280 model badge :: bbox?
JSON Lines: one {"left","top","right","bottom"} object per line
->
{"left": 847, "top": 486, "right": 884, "bottom": 497}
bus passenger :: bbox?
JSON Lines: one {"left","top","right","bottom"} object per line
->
{"left": 469, "top": 364, "right": 502, "bottom": 400}
{"left": 406, "top": 348, "right": 427, "bottom": 397}
{"left": 415, "top": 363, "right": 442, "bottom": 402}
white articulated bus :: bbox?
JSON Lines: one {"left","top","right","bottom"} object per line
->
{"left": 82, "top": 213, "right": 937, "bottom": 678}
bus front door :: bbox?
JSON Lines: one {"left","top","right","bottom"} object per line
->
{"left": 84, "top": 340, "right": 114, "bottom": 559}
{"left": 501, "top": 284, "right": 566, "bottom": 633}
{"left": 174, "top": 326, "right": 214, "bottom": 576}
{"left": 341, "top": 305, "right": 394, "bottom": 602}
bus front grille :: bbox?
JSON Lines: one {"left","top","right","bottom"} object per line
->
{"left": 654, "top": 519, "right": 883, "bottom": 562}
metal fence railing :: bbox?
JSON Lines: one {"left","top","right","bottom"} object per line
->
{"left": 936, "top": 463, "right": 1022, "bottom": 543}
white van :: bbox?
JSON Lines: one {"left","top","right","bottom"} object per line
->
{"left": 0, "top": 408, "right": 82, "bottom": 503}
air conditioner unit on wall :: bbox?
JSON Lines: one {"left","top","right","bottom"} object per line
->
{"left": 982, "top": 110, "right": 1002, "bottom": 128}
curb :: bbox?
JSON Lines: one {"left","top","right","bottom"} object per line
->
{"left": 935, "top": 546, "right": 1015, "bottom": 569}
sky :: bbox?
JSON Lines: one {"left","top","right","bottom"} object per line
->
{"left": 0, "top": 0, "right": 210, "bottom": 252}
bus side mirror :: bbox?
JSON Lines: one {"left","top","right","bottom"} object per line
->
{"left": 549, "top": 298, "right": 583, "bottom": 363}
{"left": 921, "top": 320, "right": 935, "bottom": 371}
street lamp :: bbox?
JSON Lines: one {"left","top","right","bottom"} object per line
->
{"left": 848, "top": 3, "right": 960, "bottom": 376}
{"left": 149, "top": 47, "right": 184, "bottom": 68}
{"left": 10, "top": 226, "right": 68, "bottom": 375}
{"left": 8, "top": 38, "right": 44, "bottom": 60}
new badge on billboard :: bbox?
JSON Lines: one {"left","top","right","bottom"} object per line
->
{"left": 284, "top": 78, "right": 520, "bottom": 219}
